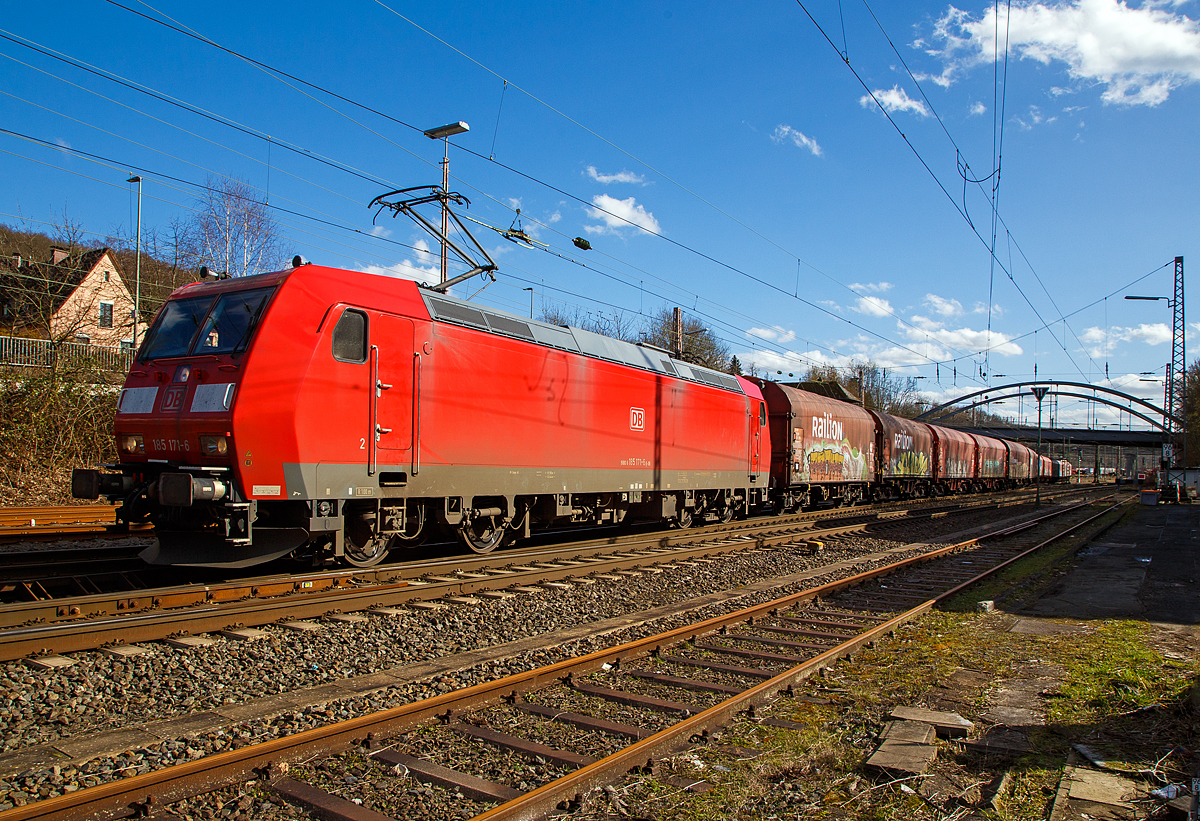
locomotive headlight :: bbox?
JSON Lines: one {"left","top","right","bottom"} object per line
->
{"left": 199, "top": 435, "right": 229, "bottom": 456}
{"left": 120, "top": 434, "right": 144, "bottom": 454}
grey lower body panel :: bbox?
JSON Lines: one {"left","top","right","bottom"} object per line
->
{"left": 286, "top": 462, "right": 764, "bottom": 502}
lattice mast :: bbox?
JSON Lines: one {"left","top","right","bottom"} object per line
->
{"left": 1166, "top": 256, "right": 1186, "bottom": 480}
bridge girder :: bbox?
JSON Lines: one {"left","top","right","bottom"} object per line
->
{"left": 916, "top": 380, "right": 1179, "bottom": 427}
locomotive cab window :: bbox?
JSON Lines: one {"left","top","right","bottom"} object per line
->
{"left": 759, "top": 402, "right": 767, "bottom": 427}
{"left": 140, "top": 294, "right": 217, "bottom": 360}
{"left": 190, "top": 287, "right": 274, "bottom": 356}
{"left": 332, "top": 308, "right": 368, "bottom": 363}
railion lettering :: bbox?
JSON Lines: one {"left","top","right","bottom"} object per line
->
{"left": 811, "top": 412, "right": 843, "bottom": 441}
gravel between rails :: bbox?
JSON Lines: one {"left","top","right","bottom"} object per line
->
{"left": 0, "top": 504, "right": 1071, "bottom": 810}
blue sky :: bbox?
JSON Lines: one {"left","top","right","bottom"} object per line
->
{"left": 2, "top": 0, "right": 1197, "bottom": 428}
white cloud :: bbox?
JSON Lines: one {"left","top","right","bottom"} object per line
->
{"left": 849, "top": 281, "right": 893, "bottom": 293}
{"left": 905, "top": 314, "right": 1023, "bottom": 355}
{"left": 586, "top": 166, "right": 645, "bottom": 185}
{"left": 860, "top": 85, "right": 931, "bottom": 116}
{"left": 412, "top": 238, "right": 433, "bottom": 266}
{"left": 926, "top": 0, "right": 1200, "bottom": 107}
{"left": 924, "top": 293, "right": 964, "bottom": 317}
{"left": 747, "top": 325, "right": 797, "bottom": 344}
{"left": 771, "top": 124, "right": 824, "bottom": 156}
{"left": 969, "top": 101, "right": 987, "bottom": 115}
{"left": 1015, "top": 104, "right": 1059, "bottom": 130}
{"left": 854, "top": 296, "right": 894, "bottom": 317}
{"left": 584, "top": 194, "right": 661, "bottom": 236}
{"left": 369, "top": 224, "right": 392, "bottom": 238}
{"left": 1080, "top": 322, "right": 1172, "bottom": 355}
{"left": 359, "top": 239, "right": 439, "bottom": 286}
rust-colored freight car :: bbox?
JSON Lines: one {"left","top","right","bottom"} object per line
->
{"left": 869, "top": 411, "right": 934, "bottom": 498}
{"left": 1005, "top": 440, "right": 1034, "bottom": 482}
{"left": 924, "top": 424, "right": 976, "bottom": 493}
{"left": 755, "top": 381, "right": 876, "bottom": 510}
{"left": 972, "top": 433, "right": 1008, "bottom": 489}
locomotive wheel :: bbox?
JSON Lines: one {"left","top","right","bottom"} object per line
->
{"left": 344, "top": 510, "right": 390, "bottom": 567}
{"left": 718, "top": 504, "right": 734, "bottom": 524}
{"left": 672, "top": 507, "right": 694, "bottom": 529}
{"left": 344, "top": 534, "right": 390, "bottom": 567}
{"left": 460, "top": 515, "right": 508, "bottom": 553}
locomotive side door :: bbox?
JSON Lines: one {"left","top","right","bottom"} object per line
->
{"left": 749, "top": 399, "right": 764, "bottom": 476}
{"left": 370, "top": 313, "right": 416, "bottom": 471}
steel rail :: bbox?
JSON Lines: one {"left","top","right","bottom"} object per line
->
{"left": 0, "top": 505, "right": 151, "bottom": 541}
{"left": 0, "top": 483, "right": 1091, "bottom": 544}
{"left": 0, "top": 485, "right": 1098, "bottom": 627}
{"left": 470, "top": 496, "right": 1127, "bottom": 821}
{"left": 0, "top": 494, "right": 1121, "bottom": 821}
{"left": 0, "top": 490, "right": 1100, "bottom": 660}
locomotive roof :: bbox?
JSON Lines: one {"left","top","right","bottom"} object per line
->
{"left": 418, "top": 288, "right": 745, "bottom": 394}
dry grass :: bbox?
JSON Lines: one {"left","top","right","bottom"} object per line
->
{"left": 0, "top": 369, "right": 117, "bottom": 505}
{"left": 609, "top": 611, "right": 1198, "bottom": 820}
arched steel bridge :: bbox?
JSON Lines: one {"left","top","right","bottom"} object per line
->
{"left": 914, "top": 381, "right": 1176, "bottom": 448}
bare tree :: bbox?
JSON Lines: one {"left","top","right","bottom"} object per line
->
{"left": 0, "top": 214, "right": 99, "bottom": 343}
{"left": 108, "top": 216, "right": 202, "bottom": 320}
{"left": 643, "top": 307, "right": 730, "bottom": 371}
{"left": 188, "top": 176, "right": 287, "bottom": 277}
{"left": 802, "top": 360, "right": 925, "bottom": 417}
{"left": 538, "top": 302, "right": 642, "bottom": 343}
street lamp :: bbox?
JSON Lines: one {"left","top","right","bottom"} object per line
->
{"left": 1032, "top": 386, "right": 1049, "bottom": 507}
{"left": 522, "top": 287, "right": 534, "bottom": 318}
{"left": 126, "top": 175, "right": 142, "bottom": 350}
{"left": 423, "top": 121, "right": 470, "bottom": 284}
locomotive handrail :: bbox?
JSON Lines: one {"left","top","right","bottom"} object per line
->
{"left": 370, "top": 345, "right": 380, "bottom": 476}
{"left": 412, "top": 351, "right": 421, "bottom": 476}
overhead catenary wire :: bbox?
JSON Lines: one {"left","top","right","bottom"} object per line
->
{"left": 10, "top": 4, "right": 1115, "bottom": 383}
{"left": 851, "top": 1, "right": 1105, "bottom": 380}
{"left": 102, "top": 0, "right": 984, "bottom": 372}
{"left": 793, "top": 0, "right": 1092, "bottom": 381}
{"left": 0, "top": 132, "right": 449, "bottom": 266}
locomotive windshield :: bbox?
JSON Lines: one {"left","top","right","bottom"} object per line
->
{"left": 140, "top": 286, "right": 275, "bottom": 360}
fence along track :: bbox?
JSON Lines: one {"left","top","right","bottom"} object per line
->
{"left": 0, "top": 494, "right": 1123, "bottom": 821}
{"left": 0, "top": 337, "right": 132, "bottom": 373}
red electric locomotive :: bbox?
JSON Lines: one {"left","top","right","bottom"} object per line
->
{"left": 73, "top": 263, "right": 769, "bottom": 567}
{"left": 72, "top": 261, "right": 1069, "bottom": 569}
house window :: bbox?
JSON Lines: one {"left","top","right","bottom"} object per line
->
{"left": 99, "top": 302, "right": 114, "bottom": 328}
{"left": 104, "top": 271, "right": 110, "bottom": 282}
{"left": 75, "top": 334, "right": 91, "bottom": 344}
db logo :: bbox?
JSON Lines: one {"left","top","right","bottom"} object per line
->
{"left": 629, "top": 407, "right": 645, "bottom": 431}
{"left": 161, "top": 385, "right": 186, "bottom": 412}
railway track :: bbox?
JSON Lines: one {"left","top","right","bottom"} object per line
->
{"left": 0, "top": 506, "right": 150, "bottom": 541}
{"left": 0, "top": 484, "right": 1093, "bottom": 545}
{"left": 0, "top": 489, "right": 1125, "bottom": 821}
{"left": 0, "top": 486, "right": 1098, "bottom": 661}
